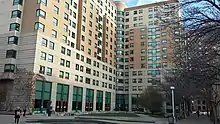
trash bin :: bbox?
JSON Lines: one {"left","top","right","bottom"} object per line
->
{"left": 168, "top": 116, "right": 174, "bottom": 124}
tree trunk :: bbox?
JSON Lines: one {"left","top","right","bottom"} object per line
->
{"left": 187, "top": 101, "right": 191, "bottom": 116}
{"left": 211, "top": 103, "right": 218, "bottom": 124}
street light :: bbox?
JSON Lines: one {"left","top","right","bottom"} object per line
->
{"left": 170, "top": 86, "right": 176, "bottom": 123}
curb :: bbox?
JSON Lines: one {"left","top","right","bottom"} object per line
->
{"left": 26, "top": 119, "right": 117, "bottom": 124}
{"left": 75, "top": 117, "right": 155, "bottom": 123}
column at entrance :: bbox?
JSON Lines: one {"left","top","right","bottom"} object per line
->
{"left": 129, "top": 93, "right": 132, "bottom": 112}
{"left": 102, "top": 91, "right": 106, "bottom": 111}
{"left": 68, "top": 86, "right": 73, "bottom": 112}
{"left": 82, "top": 87, "right": 86, "bottom": 112}
{"left": 93, "top": 90, "right": 97, "bottom": 111}
{"left": 51, "top": 82, "right": 57, "bottom": 111}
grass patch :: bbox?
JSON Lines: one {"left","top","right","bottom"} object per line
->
{"left": 80, "top": 113, "right": 140, "bottom": 117}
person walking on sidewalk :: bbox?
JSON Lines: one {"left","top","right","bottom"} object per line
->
{"left": 23, "top": 108, "right": 26, "bottom": 117}
{"left": 196, "top": 110, "right": 200, "bottom": 118}
{"left": 14, "top": 107, "right": 22, "bottom": 124}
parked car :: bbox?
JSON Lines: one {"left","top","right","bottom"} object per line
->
{"left": 192, "top": 111, "right": 197, "bottom": 114}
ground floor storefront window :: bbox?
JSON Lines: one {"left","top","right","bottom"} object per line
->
{"left": 85, "top": 88, "right": 94, "bottom": 111}
{"left": 35, "top": 80, "right": 52, "bottom": 112}
{"left": 105, "top": 92, "right": 111, "bottom": 111}
{"left": 56, "top": 83, "right": 69, "bottom": 112}
{"left": 72, "top": 86, "right": 83, "bottom": 111}
{"left": 96, "top": 90, "right": 103, "bottom": 111}
{"left": 116, "top": 94, "right": 129, "bottom": 111}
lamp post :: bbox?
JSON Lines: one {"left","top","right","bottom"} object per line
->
{"left": 170, "top": 86, "right": 176, "bottom": 123}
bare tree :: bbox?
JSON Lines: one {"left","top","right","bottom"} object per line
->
{"left": 157, "top": 0, "right": 220, "bottom": 123}
{"left": 4, "top": 68, "right": 36, "bottom": 112}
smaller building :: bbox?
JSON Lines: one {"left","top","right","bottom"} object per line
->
{"left": 192, "top": 96, "right": 207, "bottom": 112}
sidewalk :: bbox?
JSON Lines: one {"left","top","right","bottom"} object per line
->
{"left": 176, "top": 115, "right": 212, "bottom": 124}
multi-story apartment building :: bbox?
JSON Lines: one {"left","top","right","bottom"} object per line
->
{"left": 114, "top": 0, "right": 179, "bottom": 111}
{"left": 0, "top": 0, "right": 179, "bottom": 113}
{"left": 0, "top": 0, "right": 117, "bottom": 112}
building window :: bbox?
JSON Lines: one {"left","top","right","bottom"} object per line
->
{"left": 86, "top": 67, "right": 91, "bottom": 74}
{"left": 73, "top": 2, "right": 77, "bottom": 9}
{"left": 80, "top": 76, "right": 83, "bottom": 82}
{"left": 8, "top": 36, "right": 18, "bottom": 45}
{"left": 81, "top": 45, "right": 84, "bottom": 51}
{"left": 85, "top": 78, "right": 91, "bottom": 84}
{"left": 162, "top": 40, "right": 167, "bottom": 44}
{"left": 49, "top": 41, "right": 54, "bottom": 50}
{"left": 139, "top": 16, "right": 143, "bottom": 20}
{"left": 73, "top": 12, "right": 76, "bottom": 18}
{"left": 67, "top": 49, "right": 71, "bottom": 56}
{"left": 82, "top": 26, "right": 85, "bottom": 32}
{"left": 64, "top": 13, "right": 69, "bottom": 20}
{"left": 66, "top": 61, "right": 70, "bottom": 68}
{"left": 40, "top": 52, "right": 46, "bottom": 61}
{"left": 62, "top": 35, "right": 67, "bottom": 43}
{"left": 61, "top": 47, "right": 66, "bottom": 54}
{"left": 139, "top": 9, "right": 143, "bottom": 14}
{"left": 6, "top": 50, "right": 17, "bottom": 58}
{"left": 52, "top": 30, "right": 57, "bottom": 38}
{"left": 9, "top": 23, "right": 20, "bottom": 31}
{"left": 138, "top": 86, "right": 143, "bottom": 91}
{"left": 72, "top": 22, "right": 76, "bottom": 28}
{"left": 39, "top": 65, "right": 45, "bottom": 74}
{"left": 60, "top": 58, "right": 65, "bottom": 66}
{"left": 133, "top": 17, "right": 137, "bottom": 21}
{"left": 54, "top": 6, "right": 59, "bottom": 14}
{"left": 88, "top": 48, "right": 91, "bottom": 55}
{"left": 162, "top": 32, "right": 167, "bottom": 36}
{"left": 132, "top": 86, "right": 137, "bottom": 91}
{"left": 13, "top": 0, "right": 23, "bottom": 5}
{"left": 52, "top": 17, "right": 58, "bottom": 26}
{"left": 83, "top": 16, "right": 86, "bottom": 22}
{"left": 149, "top": 14, "right": 153, "bottom": 19}
{"left": 34, "top": 22, "right": 45, "bottom": 32}
{"left": 4, "top": 64, "right": 15, "bottom": 72}
{"left": 65, "top": 2, "right": 69, "bottom": 9}
{"left": 47, "top": 54, "right": 53, "bottom": 63}
{"left": 65, "top": 72, "right": 70, "bottom": 79}
{"left": 75, "top": 64, "right": 79, "bottom": 70}
{"left": 36, "top": 9, "right": 46, "bottom": 18}
{"left": 37, "top": 0, "right": 47, "bottom": 6}
{"left": 86, "top": 58, "right": 91, "bottom": 64}
{"left": 59, "top": 71, "right": 64, "bottom": 78}
{"left": 76, "top": 53, "right": 80, "bottom": 60}
{"left": 134, "top": 10, "right": 137, "bottom": 15}
{"left": 41, "top": 38, "right": 47, "bottom": 47}
{"left": 75, "top": 75, "right": 79, "bottom": 81}
{"left": 46, "top": 67, "right": 52, "bottom": 76}
{"left": 149, "top": 8, "right": 153, "bottom": 12}
{"left": 11, "top": 10, "right": 22, "bottom": 18}
{"left": 63, "top": 24, "right": 68, "bottom": 32}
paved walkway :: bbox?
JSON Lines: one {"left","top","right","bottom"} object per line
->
{"left": 176, "top": 115, "right": 212, "bottom": 124}
{"left": 0, "top": 115, "right": 26, "bottom": 124}
{"left": 0, "top": 114, "right": 212, "bottom": 124}
{"left": 0, "top": 114, "right": 166, "bottom": 124}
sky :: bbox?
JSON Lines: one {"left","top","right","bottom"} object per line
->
{"left": 126, "top": 0, "right": 166, "bottom": 7}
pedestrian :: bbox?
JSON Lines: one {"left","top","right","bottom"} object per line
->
{"left": 168, "top": 115, "right": 174, "bottom": 124}
{"left": 196, "top": 110, "right": 200, "bottom": 118}
{"left": 23, "top": 108, "right": 26, "bottom": 117}
{"left": 14, "top": 107, "right": 21, "bottom": 124}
